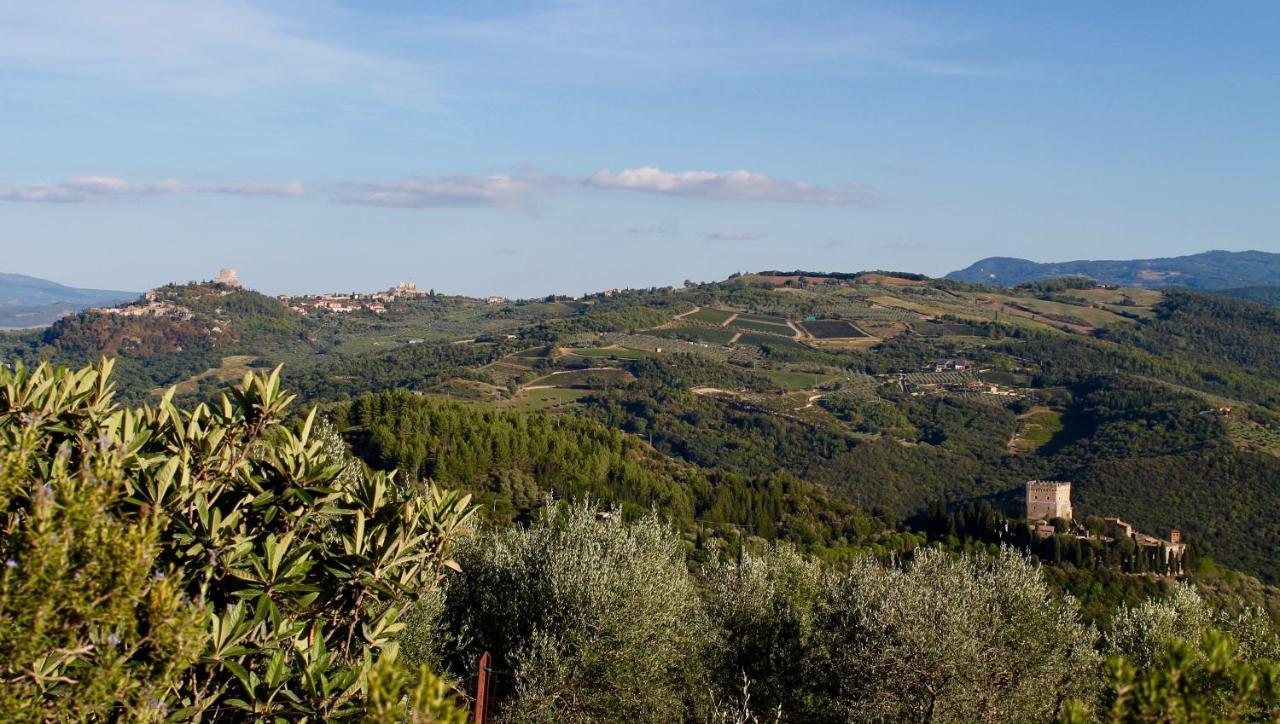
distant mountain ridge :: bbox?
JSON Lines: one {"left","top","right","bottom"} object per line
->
{"left": 0, "top": 273, "right": 137, "bottom": 328}
{"left": 945, "top": 250, "right": 1280, "bottom": 289}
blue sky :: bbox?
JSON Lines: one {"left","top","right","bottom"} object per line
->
{"left": 1, "top": 1, "right": 1277, "bottom": 297}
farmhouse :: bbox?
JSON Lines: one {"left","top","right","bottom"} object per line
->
{"left": 312, "top": 299, "right": 357, "bottom": 313}
{"left": 924, "top": 358, "right": 974, "bottom": 372}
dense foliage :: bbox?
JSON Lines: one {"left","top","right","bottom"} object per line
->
{"left": 334, "top": 389, "right": 890, "bottom": 552}
{"left": 1215, "top": 285, "right": 1280, "bottom": 308}
{"left": 0, "top": 360, "right": 473, "bottom": 720}
{"left": 432, "top": 504, "right": 714, "bottom": 723}
{"left": 406, "top": 508, "right": 1280, "bottom": 722}
{"left": 4, "top": 358, "right": 1280, "bottom": 722}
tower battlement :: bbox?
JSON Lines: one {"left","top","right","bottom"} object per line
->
{"left": 1025, "top": 480, "right": 1072, "bottom": 521}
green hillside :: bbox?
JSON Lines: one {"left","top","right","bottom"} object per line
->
{"left": 5, "top": 270, "right": 1280, "bottom": 582}
{"left": 947, "top": 250, "right": 1280, "bottom": 289}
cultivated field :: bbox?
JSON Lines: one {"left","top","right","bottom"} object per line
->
{"left": 757, "top": 368, "right": 839, "bottom": 390}
{"left": 800, "top": 319, "right": 869, "bottom": 339}
{"left": 563, "top": 346, "right": 654, "bottom": 360}
{"left": 685, "top": 307, "right": 736, "bottom": 325}
{"left": 1012, "top": 409, "right": 1066, "bottom": 454}
{"left": 157, "top": 355, "right": 258, "bottom": 397}
{"left": 737, "top": 312, "right": 791, "bottom": 325}
{"left": 651, "top": 326, "right": 739, "bottom": 344}
{"left": 526, "top": 367, "right": 634, "bottom": 389}
{"left": 735, "top": 333, "right": 807, "bottom": 349}
{"left": 502, "top": 387, "right": 590, "bottom": 412}
{"left": 729, "top": 317, "right": 794, "bottom": 336}
{"left": 904, "top": 370, "right": 977, "bottom": 386}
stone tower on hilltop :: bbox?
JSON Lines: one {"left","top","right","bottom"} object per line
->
{"left": 215, "top": 268, "right": 241, "bottom": 287}
{"left": 1025, "top": 480, "right": 1072, "bottom": 521}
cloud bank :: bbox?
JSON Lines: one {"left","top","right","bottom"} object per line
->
{"left": 587, "top": 167, "right": 876, "bottom": 206}
{"left": 0, "top": 176, "right": 304, "bottom": 203}
{"left": 1, "top": 168, "right": 876, "bottom": 210}
{"left": 331, "top": 175, "right": 560, "bottom": 209}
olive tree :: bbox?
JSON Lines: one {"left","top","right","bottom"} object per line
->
{"left": 702, "top": 543, "right": 822, "bottom": 719}
{"left": 1082, "top": 583, "right": 1280, "bottom": 721}
{"left": 810, "top": 547, "right": 1101, "bottom": 723}
{"left": 434, "top": 502, "right": 714, "bottom": 723}
{"left": 1107, "top": 583, "right": 1280, "bottom": 665}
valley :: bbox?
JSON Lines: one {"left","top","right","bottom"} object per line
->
{"left": 4, "top": 266, "right": 1279, "bottom": 588}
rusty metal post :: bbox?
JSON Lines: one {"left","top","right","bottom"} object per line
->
{"left": 473, "top": 651, "right": 492, "bottom": 724}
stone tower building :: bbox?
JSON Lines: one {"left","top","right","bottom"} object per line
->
{"left": 215, "top": 268, "right": 241, "bottom": 287}
{"left": 1025, "top": 480, "right": 1072, "bottom": 521}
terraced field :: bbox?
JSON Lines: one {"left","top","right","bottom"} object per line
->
{"left": 651, "top": 326, "right": 738, "bottom": 344}
{"left": 904, "top": 370, "right": 977, "bottom": 386}
{"left": 737, "top": 312, "right": 791, "bottom": 325}
{"left": 1227, "top": 417, "right": 1280, "bottom": 457}
{"left": 685, "top": 307, "right": 736, "bottom": 325}
{"left": 845, "top": 306, "right": 919, "bottom": 322}
{"left": 526, "top": 367, "right": 634, "bottom": 388}
{"left": 913, "top": 321, "right": 981, "bottom": 336}
{"left": 601, "top": 333, "right": 740, "bottom": 360}
{"left": 563, "top": 346, "right": 654, "bottom": 360}
{"left": 758, "top": 368, "right": 838, "bottom": 390}
{"left": 735, "top": 333, "right": 806, "bottom": 349}
{"left": 841, "top": 373, "right": 882, "bottom": 397}
{"left": 987, "top": 294, "right": 1133, "bottom": 328}
{"left": 866, "top": 296, "right": 942, "bottom": 317}
{"left": 480, "top": 348, "right": 550, "bottom": 384}
{"left": 800, "top": 319, "right": 868, "bottom": 339}
{"left": 728, "top": 317, "right": 793, "bottom": 336}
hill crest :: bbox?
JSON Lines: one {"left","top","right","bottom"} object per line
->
{"left": 946, "top": 250, "right": 1280, "bottom": 289}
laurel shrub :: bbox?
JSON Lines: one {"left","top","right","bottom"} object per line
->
{"left": 0, "top": 360, "right": 474, "bottom": 720}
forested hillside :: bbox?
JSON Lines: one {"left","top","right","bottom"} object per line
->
{"left": 4, "top": 361, "right": 1278, "bottom": 720}
{"left": 1216, "top": 285, "right": 1280, "bottom": 307}
{"left": 3, "top": 270, "right": 1279, "bottom": 584}
{"left": 947, "top": 250, "right": 1280, "bottom": 288}
{"left": 333, "top": 390, "right": 894, "bottom": 554}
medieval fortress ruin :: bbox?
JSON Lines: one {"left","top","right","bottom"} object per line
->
{"left": 1024, "top": 480, "right": 1187, "bottom": 574}
{"left": 1025, "top": 480, "right": 1073, "bottom": 521}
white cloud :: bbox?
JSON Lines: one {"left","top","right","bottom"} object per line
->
{"left": 210, "top": 181, "right": 305, "bottom": 197}
{"left": 332, "top": 175, "right": 558, "bottom": 209}
{"left": 704, "top": 230, "right": 768, "bottom": 241}
{"left": 587, "top": 167, "right": 877, "bottom": 206}
{"left": 0, "top": 176, "right": 305, "bottom": 203}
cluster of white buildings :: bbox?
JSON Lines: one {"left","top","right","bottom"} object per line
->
{"left": 91, "top": 291, "right": 192, "bottom": 320}
{"left": 283, "top": 281, "right": 430, "bottom": 315}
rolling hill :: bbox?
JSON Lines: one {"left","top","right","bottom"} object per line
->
{"left": 4, "top": 266, "right": 1280, "bottom": 584}
{"left": 946, "top": 250, "right": 1280, "bottom": 289}
{"left": 0, "top": 272, "right": 137, "bottom": 328}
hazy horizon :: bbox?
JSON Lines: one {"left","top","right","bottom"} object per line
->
{"left": 6, "top": 247, "right": 1279, "bottom": 301}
